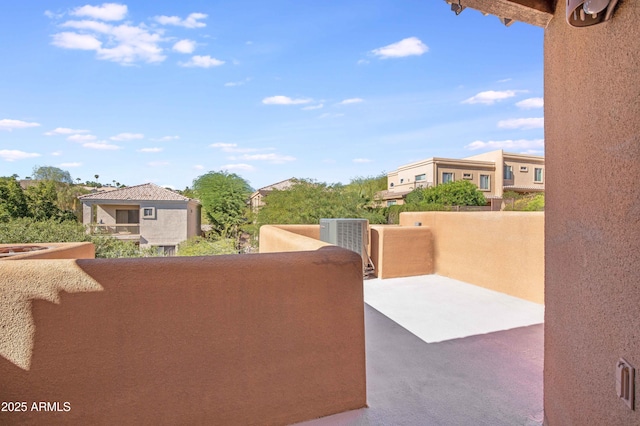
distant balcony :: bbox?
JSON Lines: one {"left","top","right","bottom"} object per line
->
{"left": 88, "top": 223, "right": 140, "bottom": 239}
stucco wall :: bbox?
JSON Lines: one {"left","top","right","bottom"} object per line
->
{"left": 544, "top": 1, "right": 640, "bottom": 424}
{"left": 369, "top": 225, "right": 434, "bottom": 279}
{"left": 0, "top": 248, "right": 366, "bottom": 425}
{"left": 0, "top": 243, "right": 95, "bottom": 261}
{"left": 140, "top": 202, "right": 188, "bottom": 247}
{"left": 399, "top": 211, "right": 544, "bottom": 303}
{"left": 259, "top": 225, "right": 328, "bottom": 253}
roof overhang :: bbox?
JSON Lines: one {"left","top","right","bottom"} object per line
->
{"left": 444, "top": 0, "right": 555, "bottom": 28}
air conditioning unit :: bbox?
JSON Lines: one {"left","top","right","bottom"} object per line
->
{"left": 319, "top": 218, "right": 375, "bottom": 278}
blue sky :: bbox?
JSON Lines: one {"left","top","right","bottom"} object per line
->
{"left": 0, "top": 1, "right": 543, "bottom": 190}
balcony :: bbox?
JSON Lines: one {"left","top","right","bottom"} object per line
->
{"left": 88, "top": 223, "right": 141, "bottom": 239}
{"left": 0, "top": 212, "right": 544, "bottom": 425}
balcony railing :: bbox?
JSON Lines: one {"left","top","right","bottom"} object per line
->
{"left": 89, "top": 223, "right": 140, "bottom": 235}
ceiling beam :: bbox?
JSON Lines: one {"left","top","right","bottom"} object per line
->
{"left": 452, "top": 0, "right": 555, "bottom": 27}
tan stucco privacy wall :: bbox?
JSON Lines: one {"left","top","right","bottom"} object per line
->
{"left": 399, "top": 212, "right": 544, "bottom": 304}
{"left": 543, "top": 1, "right": 640, "bottom": 424}
{"left": 0, "top": 242, "right": 95, "bottom": 261}
{"left": 369, "top": 225, "right": 434, "bottom": 279}
{"left": 0, "top": 248, "right": 366, "bottom": 425}
{"left": 259, "top": 224, "right": 329, "bottom": 252}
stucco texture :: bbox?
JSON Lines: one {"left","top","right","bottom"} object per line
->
{"left": 259, "top": 224, "right": 329, "bottom": 253}
{"left": 370, "top": 225, "right": 434, "bottom": 279}
{"left": 0, "top": 242, "right": 94, "bottom": 261}
{"left": 400, "top": 212, "right": 544, "bottom": 303}
{"left": 0, "top": 248, "right": 366, "bottom": 425}
{"left": 544, "top": 1, "right": 640, "bottom": 424}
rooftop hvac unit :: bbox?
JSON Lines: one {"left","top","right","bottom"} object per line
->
{"left": 319, "top": 218, "right": 375, "bottom": 278}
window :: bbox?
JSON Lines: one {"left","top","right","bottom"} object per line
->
{"left": 463, "top": 173, "right": 473, "bottom": 180}
{"left": 504, "top": 165, "right": 513, "bottom": 180}
{"left": 157, "top": 245, "right": 175, "bottom": 256}
{"left": 520, "top": 166, "right": 529, "bottom": 172}
{"left": 142, "top": 207, "right": 156, "bottom": 219}
{"left": 400, "top": 178, "right": 404, "bottom": 183}
{"left": 534, "top": 168, "right": 544, "bottom": 182}
{"left": 387, "top": 200, "right": 397, "bottom": 207}
{"left": 480, "top": 175, "right": 490, "bottom": 191}
{"left": 116, "top": 209, "right": 139, "bottom": 224}
{"left": 389, "top": 182, "right": 394, "bottom": 188}
{"left": 415, "top": 174, "right": 426, "bottom": 181}
{"left": 442, "top": 172, "right": 454, "bottom": 184}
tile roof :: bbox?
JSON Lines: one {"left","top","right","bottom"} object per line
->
{"left": 78, "top": 183, "right": 194, "bottom": 202}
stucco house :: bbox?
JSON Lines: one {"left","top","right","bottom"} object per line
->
{"left": 382, "top": 149, "right": 544, "bottom": 206}
{"left": 249, "top": 178, "right": 295, "bottom": 212}
{"left": 79, "top": 183, "right": 201, "bottom": 255}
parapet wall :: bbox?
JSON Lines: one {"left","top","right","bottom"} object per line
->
{"left": 0, "top": 242, "right": 95, "bottom": 260}
{"left": 399, "top": 212, "right": 544, "bottom": 304}
{"left": 0, "top": 248, "right": 366, "bottom": 425}
{"left": 259, "top": 224, "right": 329, "bottom": 253}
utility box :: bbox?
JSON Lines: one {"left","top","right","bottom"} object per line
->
{"left": 319, "top": 218, "right": 374, "bottom": 277}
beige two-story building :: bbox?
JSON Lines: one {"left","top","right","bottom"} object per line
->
{"left": 382, "top": 149, "right": 544, "bottom": 206}
{"left": 79, "top": 183, "right": 201, "bottom": 255}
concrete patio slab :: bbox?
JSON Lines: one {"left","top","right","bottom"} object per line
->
{"left": 364, "top": 275, "right": 544, "bottom": 343}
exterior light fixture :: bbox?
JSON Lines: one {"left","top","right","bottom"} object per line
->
{"left": 445, "top": 0, "right": 465, "bottom": 16}
{"left": 567, "top": 0, "right": 619, "bottom": 27}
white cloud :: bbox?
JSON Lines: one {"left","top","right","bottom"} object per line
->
{"left": 497, "top": 78, "right": 512, "bottom": 83}
{"left": 262, "top": 96, "right": 312, "bottom": 105}
{"left": 148, "top": 161, "right": 169, "bottom": 167}
{"left": 357, "top": 59, "right": 369, "bottom": 65}
{"left": 462, "top": 90, "right": 525, "bottom": 105}
{"left": 211, "top": 142, "right": 238, "bottom": 151}
{"left": 71, "top": 3, "right": 128, "bottom": 21}
{"left": 83, "top": 142, "right": 121, "bottom": 150}
{"left": 0, "top": 150, "right": 41, "bottom": 161}
{"left": 154, "top": 13, "right": 207, "bottom": 29}
{"left": 52, "top": 31, "right": 103, "bottom": 50}
{"left": 371, "top": 37, "right": 428, "bottom": 59}
{"left": 58, "top": 162, "right": 82, "bottom": 168}
{"left": 110, "top": 132, "right": 144, "bottom": 141}
{"left": 302, "top": 104, "right": 324, "bottom": 110}
{"left": 61, "top": 19, "right": 112, "bottom": 33}
{"left": 45, "top": 127, "right": 89, "bottom": 136}
{"left": 137, "top": 147, "right": 163, "bottom": 153}
{"left": 224, "top": 78, "right": 251, "bottom": 87}
{"left": 462, "top": 90, "right": 521, "bottom": 105}
{"left": 150, "top": 135, "right": 180, "bottom": 142}
{"left": 465, "top": 139, "right": 545, "bottom": 151}
{"left": 96, "top": 25, "right": 165, "bottom": 64}
{"left": 497, "top": 117, "right": 544, "bottom": 129}
{"left": 179, "top": 55, "right": 224, "bottom": 68}
{"left": 193, "top": 164, "right": 205, "bottom": 170}
{"left": 516, "top": 97, "right": 544, "bottom": 109}
{"left": 221, "top": 163, "right": 255, "bottom": 171}
{"left": 353, "top": 158, "right": 372, "bottom": 163}
{"left": 51, "top": 151, "right": 63, "bottom": 156}
{"left": 339, "top": 98, "right": 364, "bottom": 105}
{"left": 236, "top": 153, "right": 295, "bottom": 163}
{"left": 0, "top": 119, "right": 41, "bottom": 131}
{"left": 68, "top": 134, "right": 97, "bottom": 142}
{"left": 172, "top": 39, "right": 196, "bottom": 54}
{"left": 318, "top": 113, "right": 345, "bottom": 119}
{"left": 52, "top": 20, "right": 166, "bottom": 65}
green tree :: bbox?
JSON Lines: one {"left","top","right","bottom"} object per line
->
{"left": 32, "top": 165, "right": 73, "bottom": 184}
{"left": 345, "top": 173, "right": 388, "bottom": 208}
{"left": 0, "top": 176, "right": 29, "bottom": 221}
{"left": 257, "top": 179, "right": 361, "bottom": 226}
{"left": 177, "top": 236, "right": 237, "bottom": 256}
{"left": 192, "top": 171, "right": 252, "bottom": 239}
{"left": 405, "top": 180, "right": 486, "bottom": 207}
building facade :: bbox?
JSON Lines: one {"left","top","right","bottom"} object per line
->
{"left": 383, "top": 149, "right": 544, "bottom": 206}
{"left": 79, "top": 183, "right": 201, "bottom": 255}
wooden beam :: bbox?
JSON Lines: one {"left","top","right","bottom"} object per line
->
{"left": 454, "top": 0, "right": 555, "bottom": 27}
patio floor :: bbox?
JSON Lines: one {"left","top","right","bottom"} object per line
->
{"left": 297, "top": 275, "right": 545, "bottom": 426}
